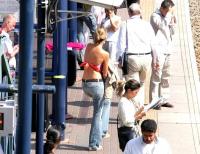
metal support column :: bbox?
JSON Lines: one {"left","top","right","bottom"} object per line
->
{"left": 67, "top": 0, "right": 77, "bottom": 114}
{"left": 68, "top": 1, "right": 77, "bottom": 42}
{"left": 36, "top": 0, "right": 46, "bottom": 153}
{"left": 53, "top": 0, "right": 68, "bottom": 139}
{"left": 15, "top": 0, "right": 34, "bottom": 153}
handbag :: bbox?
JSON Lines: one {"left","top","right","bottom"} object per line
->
{"left": 122, "top": 52, "right": 128, "bottom": 75}
{"left": 117, "top": 116, "right": 138, "bottom": 151}
{"left": 121, "top": 21, "right": 129, "bottom": 75}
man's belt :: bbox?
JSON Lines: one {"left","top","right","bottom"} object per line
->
{"left": 127, "top": 52, "right": 151, "bottom": 56}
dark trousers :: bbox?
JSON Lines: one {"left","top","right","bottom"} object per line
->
{"left": 118, "top": 126, "right": 138, "bottom": 151}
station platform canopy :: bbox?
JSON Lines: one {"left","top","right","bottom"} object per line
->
{"left": 69, "top": 0, "right": 125, "bottom": 9}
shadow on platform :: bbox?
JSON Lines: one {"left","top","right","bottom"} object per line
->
{"left": 58, "top": 144, "right": 88, "bottom": 151}
{"left": 66, "top": 117, "right": 92, "bottom": 124}
{"left": 67, "top": 101, "right": 92, "bottom": 107}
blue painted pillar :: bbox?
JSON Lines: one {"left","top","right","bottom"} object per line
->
{"left": 67, "top": 0, "right": 77, "bottom": 114}
{"left": 36, "top": 0, "right": 46, "bottom": 153}
{"left": 15, "top": 0, "right": 34, "bottom": 153}
{"left": 52, "top": 35, "right": 57, "bottom": 75}
{"left": 52, "top": 33, "right": 57, "bottom": 119}
{"left": 68, "top": 1, "right": 77, "bottom": 42}
{"left": 53, "top": 0, "right": 68, "bottom": 139}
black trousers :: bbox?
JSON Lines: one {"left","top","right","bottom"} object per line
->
{"left": 118, "top": 126, "right": 137, "bottom": 151}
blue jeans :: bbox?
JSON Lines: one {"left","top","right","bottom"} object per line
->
{"left": 77, "top": 18, "right": 85, "bottom": 65}
{"left": 101, "top": 98, "right": 111, "bottom": 136}
{"left": 77, "top": 13, "right": 97, "bottom": 40}
{"left": 101, "top": 75, "right": 115, "bottom": 136}
{"left": 77, "top": 14, "right": 97, "bottom": 65}
{"left": 82, "top": 81, "right": 104, "bottom": 147}
{"left": 83, "top": 14, "right": 97, "bottom": 38}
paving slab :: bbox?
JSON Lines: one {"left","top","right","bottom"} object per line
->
{"left": 156, "top": 0, "right": 200, "bottom": 153}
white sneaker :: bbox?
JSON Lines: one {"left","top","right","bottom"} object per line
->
{"left": 102, "top": 133, "right": 110, "bottom": 139}
{"left": 88, "top": 145, "right": 103, "bottom": 151}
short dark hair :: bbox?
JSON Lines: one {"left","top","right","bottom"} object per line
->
{"left": 46, "top": 126, "right": 61, "bottom": 143}
{"left": 165, "top": 0, "right": 175, "bottom": 7}
{"left": 141, "top": 119, "right": 157, "bottom": 133}
{"left": 161, "top": 0, "right": 171, "bottom": 9}
{"left": 44, "top": 126, "right": 61, "bottom": 153}
{"left": 168, "top": 0, "right": 175, "bottom": 7}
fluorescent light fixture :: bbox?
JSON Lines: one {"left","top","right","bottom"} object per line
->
{"left": 69, "top": 0, "right": 124, "bottom": 8}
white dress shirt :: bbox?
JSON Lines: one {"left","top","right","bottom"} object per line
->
{"left": 0, "top": 31, "right": 13, "bottom": 55}
{"left": 102, "top": 16, "right": 121, "bottom": 42}
{"left": 118, "top": 97, "right": 139, "bottom": 127}
{"left": 0, "top": 30, "right": 16, "bottom": 68}
{"left": 117, "top": 15, "right": 157, "bottom": 59}
{"left": 102, "top": 15, "right": 122, "bottom": 61}
{"left": 124, "top": 136, "right": 172, "bottom": 154}
{"left": 150, "top": 9, "right": 172, "bottom": 54}
{"left": 91, "top": 6, "right": 105, "bottom": 25}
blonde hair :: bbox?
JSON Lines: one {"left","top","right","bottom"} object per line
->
{"left": 116, "top": 80, "right": 126, "bottom": 97}
{"left": 94, "top": 27, "right": 107, "bottom": 44}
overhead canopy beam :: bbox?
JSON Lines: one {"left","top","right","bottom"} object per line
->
{"left": 68, "top": 0, "right": 124, "bottom": 8}
{"left": 0, "top": 84, "right": 56, "bottom": 93}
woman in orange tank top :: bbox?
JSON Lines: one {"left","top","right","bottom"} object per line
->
{"left": 82, "top": 27, "right": 109, "bottom": 151}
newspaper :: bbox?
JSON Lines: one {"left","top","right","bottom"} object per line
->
{"left": 144, "top": 97, "right": 165, "bottom": 112}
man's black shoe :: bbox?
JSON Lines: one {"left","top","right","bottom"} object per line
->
{"left": 153, "top": 105, "right": 161, "bottom": 110}
{"left": 161, "top": 102, "right": 174, "bottom": 108}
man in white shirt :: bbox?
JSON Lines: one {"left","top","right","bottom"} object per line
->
{"left": 150, "top": 0, "right": 176, "bottom": 109}
{"left": 0, "top": 14, "right": 19, "bottom": 74}
{"left": 100, "top": 7, "right": 122, "bottom": 138}
{"left": 102, "top": 7, "right": 122, "bottom": 62}
{"left": 117, "top": 3, "right": 158, "bottom": 106}
{"left": 124, "top": 119, "right": 172, "bottom": 154}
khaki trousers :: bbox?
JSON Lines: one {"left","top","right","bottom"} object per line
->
{"left": 125, "top": 54, "right": 152, "bottom": 106}
{"left": 150, "top": 54, "right": 171, "bottom": 101}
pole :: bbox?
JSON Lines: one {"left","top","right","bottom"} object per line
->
{"left": 15, "top": 0, "right": 34, "bottom": 153}
{"left": 53, "top": 0, "right": 68, "bottom": 139}
{"left": 68, "top": 1, "right": 77, "bottom": 42}
{"left": 36, "top": 0, "right": 46, "bottom": 153}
